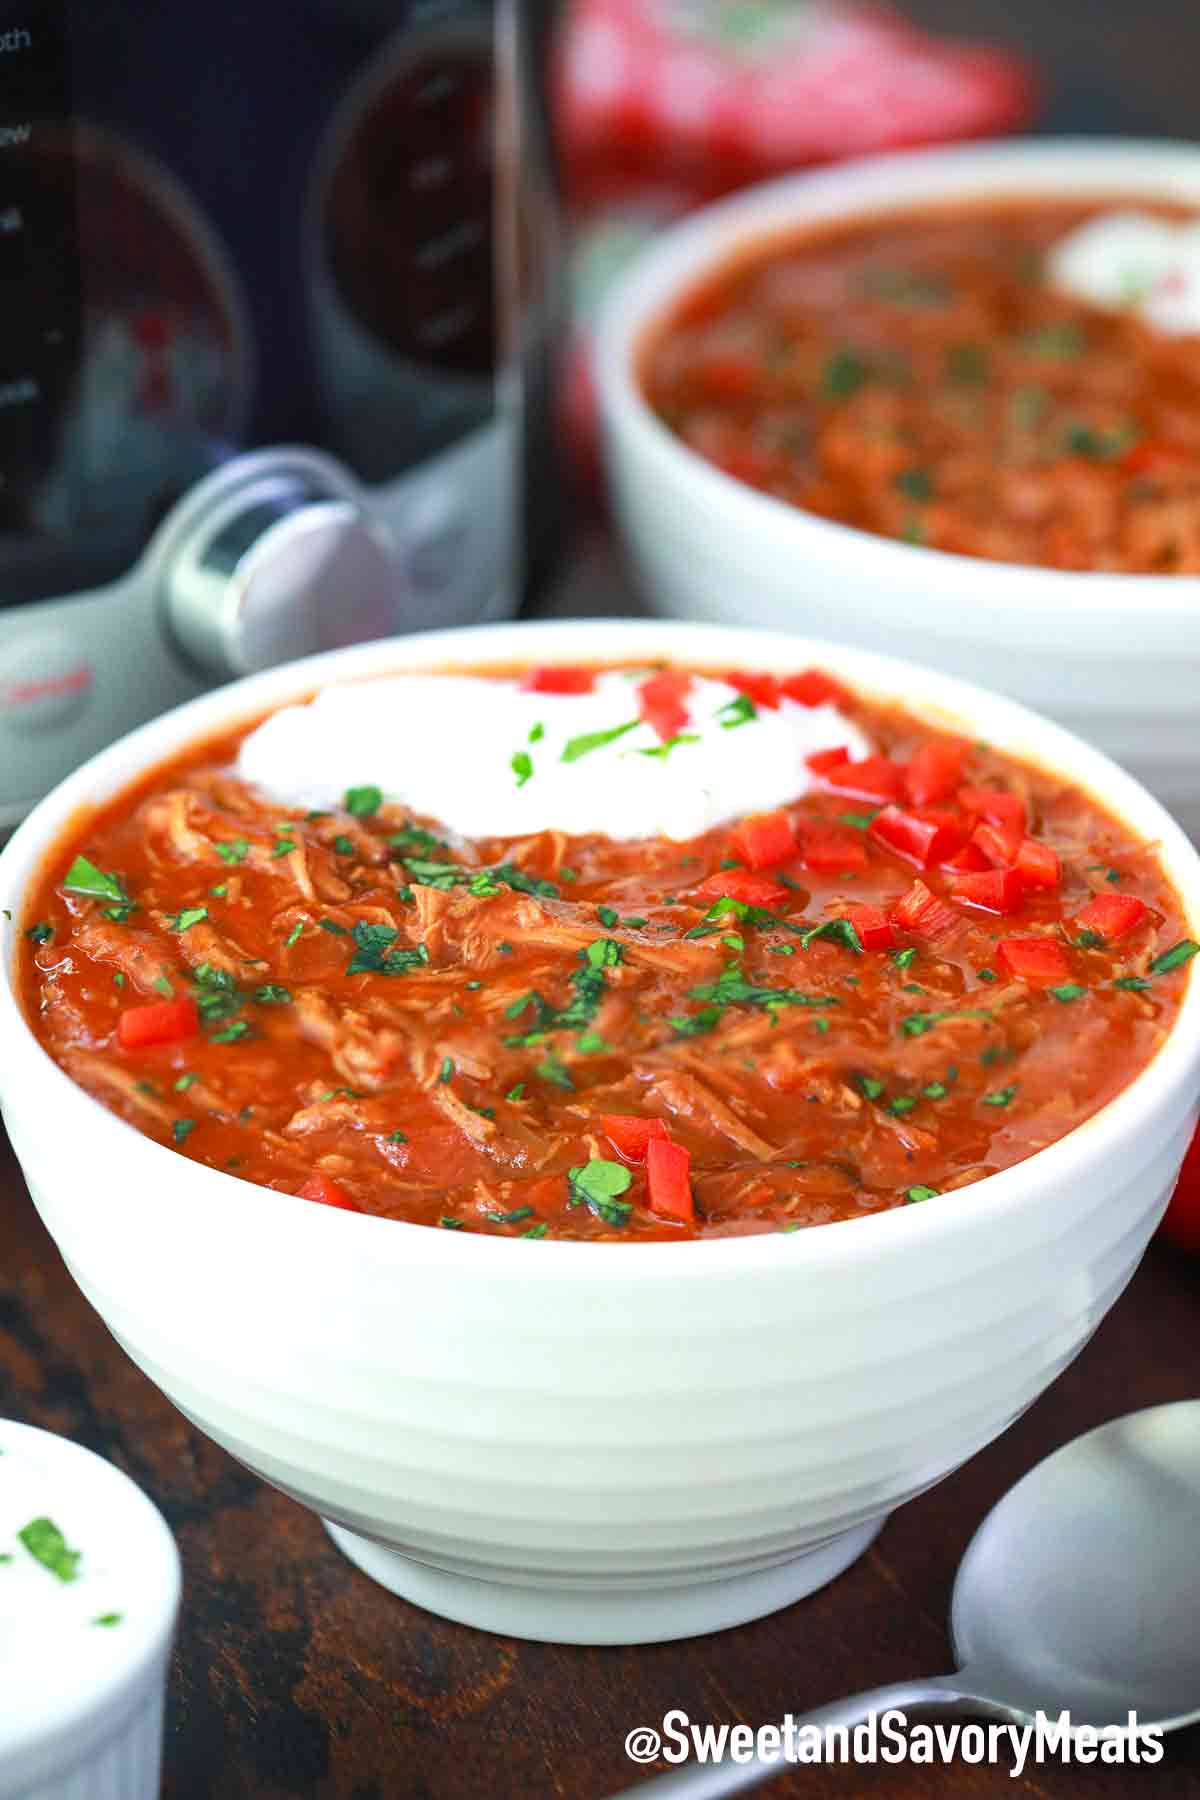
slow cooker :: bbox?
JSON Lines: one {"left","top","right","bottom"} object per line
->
{"left": 0, "top": 0, "right": 564, "bottom": 825}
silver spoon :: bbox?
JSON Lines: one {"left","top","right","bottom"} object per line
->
{"left": 610, "top": 1401, "right": 1200, "bottom": 1798}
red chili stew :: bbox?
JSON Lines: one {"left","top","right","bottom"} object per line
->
{"left": 642, "top": 198, "right": 1200, "bottom": 570}
{"left": 19, "top": 664, "right": 1196, "bottom": 1240}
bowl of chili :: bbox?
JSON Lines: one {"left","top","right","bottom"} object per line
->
{"left": 599, "top": 137, "right": 1200, "bottom": 840}
{"left": 1, "top": 618, "right": 1198, "bottom": 1645}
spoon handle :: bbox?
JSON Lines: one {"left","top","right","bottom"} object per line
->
{"left": 608, "top": 1676, "right": 1011, "bottom": 1799}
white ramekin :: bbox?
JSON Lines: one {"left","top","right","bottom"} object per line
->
{"left": 597, "top": 139, "right": 1200, "bottom": 840}
{"left": 1, "top": 620, "right": 1198, "bottom": 1646}
{"left": 0, "top": 1421, "right": 180, "bottom": 1800}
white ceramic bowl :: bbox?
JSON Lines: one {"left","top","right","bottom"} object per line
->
{"left": 1, "top": 620, "right": 1198, "bottom": 1647}
{"left": 0, "top": 1420, "right": 180, "bottom": 1800}
{"left": 598, "top": 138, "right": 1200, "bottom": 840}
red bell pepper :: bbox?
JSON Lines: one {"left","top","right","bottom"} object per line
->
{"left": 298, "top": 1173, "right": 362, "bottom": 1212}
{"left": 805, "top": 745, "right": 850, "bottom": 775}
{"left": 637, "top": 669, "right": 692, "bottom": 742}
{"left": 821, "top": 756, "right": 906, "bottom": 805}
{"left": 869, "top": 804, "right": 963, "bottom": 869}
{"left": 950, "top": 868, "right": 1026, "bottom": 915}
{"left": 729, "top": 809, "right": 797, "bottom": 871}
{"left": 522, "top": 666, "right": 596, "bottom": 695}
{"left": 891, "top": 881, "right": 958, "bottom": 939}
{"left": 1014, "top": 838, "right": 1061, "bottom": 890}
{"left": 600, "top": 1115, "right": 669, "bottom": 1162}
{"left": 1075, "top": 892, "right": 1149, "bottom": 940}
{"left": 958, "top": 786, "right": 1027, "bottom": 836}
{"left": 971, "top": 819, "right": 1024, "bottom": 869}
{"left": 904, "top": 740, "right": 965, "bottom": 808}
{"left": 723, "top": 669, "right": 781, "bottom": 709}
{"left": 798, "top": 827, "right": 868, "bottom": 874}
{"left": 781, "top": 668, "right": 849, "bottom": 709}
{"left": 696, "top": 870, "right": 789, "bottom": 908}
{"left": 117, "top": 997, "right": 200, "bottom": 1051}
{"left": 846, "top": 905, "right": 895, "bottom": 951}
{"left": 646, "top": 1136, "right": 694, "bottom": 1226}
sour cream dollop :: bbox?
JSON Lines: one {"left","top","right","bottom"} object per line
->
{"left": 1049, "top": 210, "right": 1200, "bottom": 334}
{"left": 236, "top": 671, "right": 872, "bottom": 841}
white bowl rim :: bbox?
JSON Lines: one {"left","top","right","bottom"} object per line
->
{"left": 1, "top": 615, "right": 1198, "bottom": 1277}
{"left": 596, "top": 134, "right": 1200, "bottom": 614}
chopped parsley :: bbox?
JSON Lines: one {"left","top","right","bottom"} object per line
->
{"left": 585, "top": 937, "right": 622, "bottom": 970}
{"left": 92, "top": 1612, "right": 123, "bottom": 1627}
{"left": 173, "top": 1118, "right": 196, "bottom": 1145}
{"left": 1150, "top": 939, "right": 1200, "bottom": 976}
{"left": 271, "top": 836, "right": 297, "bottom": 858}
{"left": 346, "top": 922, "right": 430, "bottom": 977}
{"left": 637, "top": 733, "right": 700, "bottom": 760}
{"left": 18, "top": 1517, "right": 80, "bottom": 1582}
{"left": 673, "top": 962, "right": 838, "bottom": 1035}
{"left": 210, "top": 1021, "right": 252, "bottom": 1045}
{"left": 566, "top": 1158, "right": 633, "bottom": 1226}
{"left": 891, "top": 947, "right": 917, "bottom": 972}
{"left": 1049, "top": 983, "right": 1087, "bottom": 1003}
{"left": 387, "top": 1129, "right": 408, "bottom": 1144}
{"left": 485, "top": 1206, "right": 534, "bottom": 1226}
{"left": 215, "top": 839, "right": 249, "bottom": 865}
{"left": 505, "top": 1083, "right": 526, "bottom": 1101}
{"left": 333, "top": 835, "right": 356, "bottom": 856}
{"left": 24, "top": 922, "right": 52, "bottom": 943}
{"left": 437, "top": 1057, "right": 455, "bottom": 1084}
{"left": 823, "top": 346, "right": 869, "bottom": 396}
{"left": 902, "top": 1007, "right": 991, "bottom": 1038}
{"left": 439, "top": 1215, "right": 464, "bottom": 1230}
{"left": 799, "top": 917, "right": 863, "bottom": 955}
{"left": 535, "top": 1053, "right": 574, "bottom": 1090}
{"left": 839, "top": 811, "right": 879, "bottom": 831}
{"left": 905, "top": 1186, "right": 940, "bottom": 1204}
{"left": 191, "top": 964, "right": 240, "bottom": 1021}
{"left": 284, "top": 921, "right": 305, "bottom": 948}
{"left": 493, "top": 863, "right": 559, "bottom": 901}
{"left": 894, "top": 467, "right": 933, "bottom": 502}
{"left": 716, "top": 694, "right": 757, "bottom": 730}
{"left": 168, "top": 906, "right": 208, "bottom": 933}
{"left": 389, "top": 823, "right": 444, "bottom": 854}
{"left": 887, "top": 1095, "right": 918, "bottom": 1116}
{"left": 345, "top": 784, "right": 383, "bottom": 817}
{"left": 596, "top": 904, "right": 619, "bottom": 928}
{"left": 253, "top": 984, "right": 291, "bottom": 1005}
{"left": 469, "top": 871, "right": 503, "bottom": 897}
{"left": 511, "top": 750, "right": 534, "bottom": 787}
{"left": 982, "top": 1085, "right": 1017, "bottom": 1108}
{"left": 1113, "top": 975, "right": 1151, "bottom": 992}
{"left": 529, "top": 722, "right": 545, "bottom": 744}
{"left": 561, "top": 720, "right": 638, "bottom": 763}
{"left": 62, "top": 855, "right": 134, "bottom": 919}
{"left": 174, "top": 1073, "right": 199, "bottom": 1091}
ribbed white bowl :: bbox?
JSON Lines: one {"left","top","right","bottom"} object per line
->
{"left": 598, "top": 139, "right": 1200, "bottom": 841}
{"left": 1, "top": 620, "right": 1198, "bottom": 1644}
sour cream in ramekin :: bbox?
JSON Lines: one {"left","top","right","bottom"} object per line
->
{"left": 235, "top": 669, "right": 871, "bottom": 841}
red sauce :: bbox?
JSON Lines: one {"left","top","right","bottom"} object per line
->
{"left": 642, "top": 197, "right": 1200, "bottom": 571}
{"left": 19, "top": 664, "right": 1195, "bottom": 1241}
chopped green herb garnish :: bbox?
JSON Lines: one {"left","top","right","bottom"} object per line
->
{"left": 345, "top": 784, "right": 383, "bottom": 817}
{"left": 983, "top": 1085, "right": 1017, "bottom": 1108}
{"left": 346, "top": 922, "right": 430, "bottom": 977}
{"left": 887, "top": 1095, "right": 918, "bottom": 1116}
{"left": 1113, "top": 975, "right": 1151, "bottom": 991}
{"left": 210, "top": 884, "right": 228, "bottom": 898}
{"left": 529, "top": 721, "right": 545, "bottom": 744}
{"left": 169, "top": 906, "right": 208, "bottom": 933}
{"left": 522, "top": 1224, "right": 550, "bottom": 1239}
{"left": 92, "top": 1612, "right": 123, "bottom": 1627}
{"left": 622, "top": 916, "right": 646, "bottom": 928}
{"left": 284, "top": 921, "right": 304, "bottom": 948}
{"left": 389, "top": 823, "right": 444, "bottom": 853}
{"left": 319, "top": 917, "right": 350, "bottom": 936}
{"left": 271, "top": 837, "right": 297, "bottom": 858}
{"left": 561, "top": 720, "right": 638, "bottom": 763}
{"left": 254, "top": 984, "right": 291, "bottom": 1005}
{"left": 437, "top": 1057, "right": 455, "bottom": 1085}
{"left": 535, "top": 1053, "right": 574, "bottom": 1090}
{"left": 24, "top": 922, "right": 53, "bottom": 944}
{"left": 62, "top": 854, "right": 128, "bottom": 906}
{"left": 210, "top": 1021, "right": 252, "bottom": 1044}
{"left": 575, "top": 1030, "right": 609, "bottom": 1055}
{"left": 215, "top": 839, "right": 249, "bottom": 865}
{"left": 799, "top": 917, "right": 863, "bottom": 955}
{"left": 113, "top": 973, "right": 125, "bottom": 989}
{"left": 174, "top": 1073, "right": 198, "bottom": 1091}
{"left": 823, "top": 346, "right": 869, "bottom": 396}
{"left": 922, "top": 1081, "right": 948, "bottom": 1100}
{"left": 511, "top": 750, "right": 534, "bottom": 787}
{"left": 173, "top": 1118, "right": 196, "bottom": 1145}
{"left": 637, "top": 732, "right": 700, "bottom": 760}
{"left": 566, "top": 1158, "right": 633, "bottom": 1226}
{"left": 902, "top": 1007, "right": 991, "bottom": 1038}
{"left": 18, "top": 1518, "right": 80, "bottom": 1582}
{"left": 860, "top": 1076, "right": 886, "bottom": 1101}
{"left": 596, "top": 904, "right": 619, "bottom": 929}
{"left": 469, "top": 871, "right": 503, "bottom": 897}
{"left": 839, "top": 811, "right": 879, "bottom": 831}
{"left": 333, "top": 835, "right": 356, "bottom": 856}
{"left": 905, "top": 1186, "right": 939, "bottom": 1204}
{"left": 485, "top": 1206, "right": 535, "bottom": 1226}
{"left": 493, "top": 864, "right": 559, "bottom": 900}
{"left": 585, "top": 937, "right": 622, "bottom": 970}
{"left": 1075, "top": 929, "right": 1105, "bottom": 949}
{"left": 505, "top": 1083, "right": 526, "bottom": 1101}
{"left": 153, "top": 975, "right": 174, "bottom": 999}
{"left": 1150, "top": 939, "right": 1200, "bottom": 975}
{"left": 716, "top": 694, "right": 757, "bottom": 730}
{"left": 439, "top": 1215, "right": 464, "bottom": 1230}
{"left": 977, "top": 967, "right": 998, "bottom": 983}
{"left": 1049, "top": 983, "right": 1087, "bottom": 1003}
{"left": 891, "top": 947, "right": 917, "bottom": 972}
{"left": 387, "top": 1129, "right": 408, "bottom": 1144}
{"left": 894, "top": 467, "right": 933, "bottom": 502}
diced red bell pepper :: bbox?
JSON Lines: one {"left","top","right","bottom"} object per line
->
{"left": 958, "top": 786, "right": 1028, "bottom": 836}
{"left": 943, "top": 840, "right": 991, "bottom": 874}
{"left": 805, "top": 745, "right": 850, "bottom": 775}
{"left": 522, "top": 666, "right": 596, "bottom": 695}
{"left": 780, "top": 668, "right": 850, "bottom": 709}
{"left": 729, "top": 809, "right": 798, "bottom": 871}
{"left": 950, "top": 868, "right": 1026, "bottom": 915}
{"left": 996, "top": 937, "right": 1072, "bottom": 986}
{"left": 723, "top": 669, "right": 781, "bottom": 709}
{"left": 1015, "top": 838, "right": 1061, "bottom": 890}
{"left": 1075, "top": 891, "right": 1149, "bottom": 940}
{"left": 891, "top": 880, "right": 958, "bottom": 939}
{"left": 846, "top": 905, "right": 895, "bottom": 951}
{"left": 117, "top": 997, "right": 200, "bottom": 1051}
{"left": 869, "top": 804, "right": 964, "bottom": 869}
{"left": 971, "top": 819, "right": 1024, "bottom": 869}
{"left": 699, "top": 350, "right": 759, "bottom": 401}
{"left": 799, "top": 828, "right": 868, "bottom": 873}
{"left": 298, "top": 1173, "right": 362, "bottom": 1212}
{"left": 1120, "top": 438, "right": 1192, "bottom": 478}
{"left": 821, "top": 756, "right": 906, "bottom": 804}
{"left": 600, "top": 1115, "right": 670, "bottom": 1162}
{"left": 646, "top": 1136, "right": 694, "bottom": 1226}
{"left": 904, "top": 740, "right": 966, "bottom": 808}
{"left": 637, "top": 669, "right": 692, "bottom": 742}
{"left": 696, "top": 869, "right": 789, "bottom": 907}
